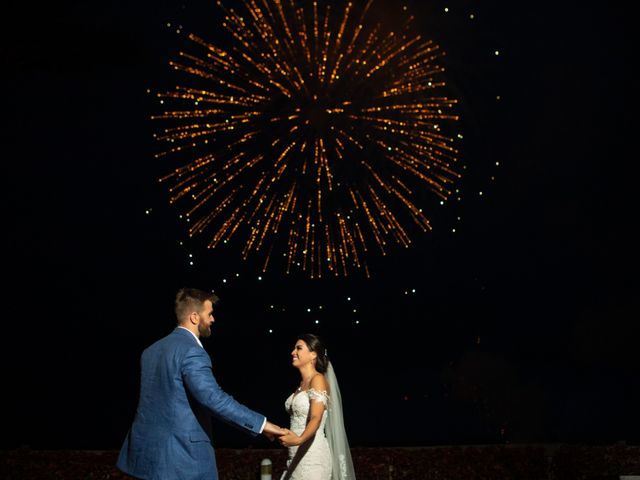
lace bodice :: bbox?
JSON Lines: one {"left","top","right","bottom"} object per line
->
{"left": 281, "top": 388, "right": 331, "bottom": 479}
{"left": 284, "top": 388, "right": 329, "bottom": 434}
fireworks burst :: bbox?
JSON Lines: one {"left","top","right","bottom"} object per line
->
{"left": 154, "top": 0, "right": 461, "bottom": 278}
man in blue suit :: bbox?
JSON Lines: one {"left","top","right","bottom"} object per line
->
{"left": 117, "top": 287, "right": 285, "bottom": 480}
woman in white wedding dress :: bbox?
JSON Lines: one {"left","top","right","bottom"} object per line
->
{"left": 278, "top": 334, "right": 356, "bottom": 480}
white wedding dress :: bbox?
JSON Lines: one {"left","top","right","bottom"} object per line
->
{"left": 280, "top": 388, "right": 332, "bottom": 480}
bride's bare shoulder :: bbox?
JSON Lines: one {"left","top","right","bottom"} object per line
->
{"left": 310, "top": 373, "right": 329, "bottom": 393}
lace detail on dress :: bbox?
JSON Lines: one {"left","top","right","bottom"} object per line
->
{"left": 281, "top": 389, "right": 332, "bottom": 480}
{"left": 338, "top": 453, "right": 349, "bottom": 478}
{"left": 307, "top": 388, "right": 329, "bottom": 406}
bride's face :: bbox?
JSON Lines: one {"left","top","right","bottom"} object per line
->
{"left": 291, "top": 340, "right": 316, "bottom": 368}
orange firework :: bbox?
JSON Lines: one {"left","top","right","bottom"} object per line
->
{"left": 154, "top": 0, "right": 461, "bottom": 278}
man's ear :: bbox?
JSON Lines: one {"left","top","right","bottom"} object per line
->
{"left": 189, "top": 311, "right": 199, "bottom": 325}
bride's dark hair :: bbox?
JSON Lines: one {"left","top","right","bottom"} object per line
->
{"left": 298, "top": 333, "right": 329, "bottom": 373}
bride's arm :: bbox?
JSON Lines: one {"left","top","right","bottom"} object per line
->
{"left": 279, "top": 375, "right": 329, "bottom": 447}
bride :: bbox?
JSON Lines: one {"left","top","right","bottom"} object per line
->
{"left": 278, "top": 334, "right": 356, "bottom": 480}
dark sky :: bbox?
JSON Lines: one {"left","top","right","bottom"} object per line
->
{"left": 3, "top": 0, "right": 637, "bottom": 450}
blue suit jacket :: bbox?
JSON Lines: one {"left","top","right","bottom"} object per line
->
{"left": 117, "top": 328, "right": 265, "bottom": 480}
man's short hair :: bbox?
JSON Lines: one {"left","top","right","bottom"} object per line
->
{"left": 175, "top": 288, "right": 220, "bottom": 322}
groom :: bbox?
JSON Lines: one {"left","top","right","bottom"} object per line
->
{"left": 117, "top": 287, "right": 285, "bottom": 480}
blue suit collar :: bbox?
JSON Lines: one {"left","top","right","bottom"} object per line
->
{"left": 173, "top": 326, "right": 202, "bottom": 346}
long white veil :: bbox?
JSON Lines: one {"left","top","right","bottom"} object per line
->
{"left": 325, "top": 362, "right": 356, "bottom": 479}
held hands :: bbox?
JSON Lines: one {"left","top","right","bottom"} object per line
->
{"left": 278, "top": 429, "right": 301, "bottom": 448}
{"left": 262, "top": 421, "right": 288, "bottom": 441}
{"left": 262, "top": 421, "right": 301, "bottom": 446}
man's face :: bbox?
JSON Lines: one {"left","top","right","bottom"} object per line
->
{"left": 197, "top": 300, "right": 215, "bottom": 338}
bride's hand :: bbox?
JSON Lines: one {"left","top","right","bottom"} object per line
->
{"left": 263, "top": 421, "right": 288, "bottom": 441}
{"left": 278, "top": 429, "right": 301, "bottom": 447}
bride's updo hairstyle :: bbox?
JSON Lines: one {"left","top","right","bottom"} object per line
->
{"left": 298, "top": 333, "right": 329, "bottom": 374}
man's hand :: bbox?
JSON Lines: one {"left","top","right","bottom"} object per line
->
{"left": 262, "top": 420, "right": 287, "bottom": 441}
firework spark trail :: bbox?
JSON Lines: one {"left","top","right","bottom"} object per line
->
{"left": 154, "top": 0, "right": 462, "bottom": 278}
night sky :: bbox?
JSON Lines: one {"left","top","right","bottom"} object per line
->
{"left": 3, "top": 0, "right": 637, "bottom": 451}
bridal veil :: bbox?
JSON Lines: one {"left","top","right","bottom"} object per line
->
{"left": 325, "top": 362, "right": 356, "bottom": 480}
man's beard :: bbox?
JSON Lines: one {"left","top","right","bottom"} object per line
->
{"left": 198, "top": 323, "right": 212, "bottom": 338}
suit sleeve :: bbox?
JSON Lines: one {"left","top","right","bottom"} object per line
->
{"left": 181, "top": 346, "right": 266, "bottom": 436}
